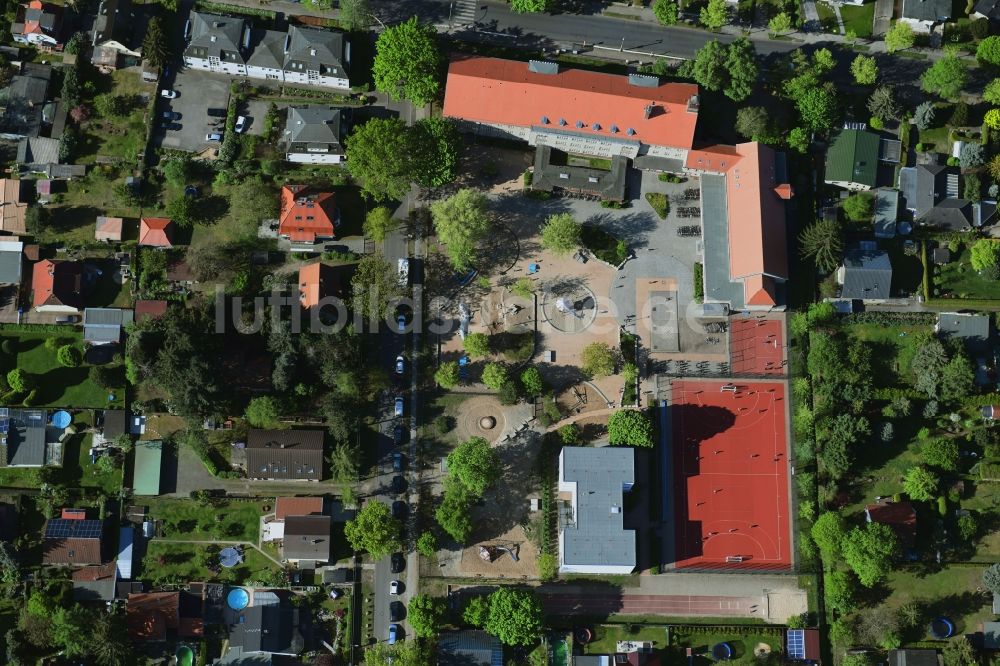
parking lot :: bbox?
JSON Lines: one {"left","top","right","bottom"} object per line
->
{"left": 152, "top": 69, "right": 232, "bottom": 153}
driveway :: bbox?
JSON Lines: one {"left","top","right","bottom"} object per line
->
{"left": 153, "top": 70, "right": 232, "bottom": 153}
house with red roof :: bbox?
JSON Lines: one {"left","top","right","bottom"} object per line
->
{"left": 138, "top": 217, "right": 174, "bottom": 248}
{"left": 279, "top": 185, "right": 338, "bottom": 244}
{"left": 31, "top": 258, "right": 83, "bottom": 312}
{"left": 866, "top": 500, "right": 917, "bottom": 548}
{"left": 443, "top": 56, "right": 699, "bottom": 161}
{"left": 126, "top": 591, "right": 204, "bottom": 641}
{"left": 11, "top": 0, "right": 62, "bottom": 51}
{"left": 298, "top": 262, "right": 340, "bottom": 310}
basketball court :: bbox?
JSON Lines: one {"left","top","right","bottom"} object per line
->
{"left": 669, "top": 379, "right": 792, "bottom": 571}
{"left": 729, "top": 318, "right": 785, "bottom": 376}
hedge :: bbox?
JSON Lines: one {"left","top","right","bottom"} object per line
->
{"left": 693, "top": 263, "right": 704, "bottom": 303}
{"left": 0, "top": 323, "right": 77, "bottom": 333}
{"left": 841, "top": 311, "right": 936, "bottom": 326}
{"left": 874, "top": 387, "right": 925, "bottom": 401}
{"left": 921, "top": 240, "right": 931, "bottom": 301}
{"left": 963, "top": 393, "right": 1000, "bottom": 407}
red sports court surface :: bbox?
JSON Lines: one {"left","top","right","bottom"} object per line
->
{"left": 671, "top": 379, "right": 791, "bottom": 570}
{"left": 730, "top": 318, "right": 784, "bottom": 375}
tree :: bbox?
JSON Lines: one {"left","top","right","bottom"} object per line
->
{"left": 903, "top": 466, "right": 939, "bottom": 501}
{"left": 329, "top": 442, "right": 360, "bottom": 488}
{"left": 481, "top": 362, "right": 510, "bottom": 391}
{"left": 735, "top": 106, "right": 775, "bottom": 142}
{"left": 960, "top": 142, "right": 985, "bottom": 169}
{"left": 652, "top": 0, "right": 679, "bottom": 25}
{"left": 50, "top": 605, "right": 91, "bottom": 658}
{"left": 608, "top": 409, "right": 654, "bottom": 447}
{"left": 410, "top": 117, "right": 462, "bottom": 188}
{"left": 338, "top": 0, "right": 371, "bottom": 30}
{"left": 463, "top": 595, "right": 490, "bottom": 627}
{"left": 723, "top": 38, "right": 757, "bottom": 102}
{"left": 407, "top": 595, "right": 447, "bottom": 638}
{"left": 811, "top": 511, "right": 847, "bottom": 559}
{"left": 797, "top": 87, "right": 838, "bottom": 131}
{"left": 986, "top": 109, "right": 1000, "bottom": 130}
{"left": 768, "top": 11, "right": 792, "bottom": 35}
{"left": 985, "top": 79, "right": 1000, "bottom": 104}
{"left": 417, "top": 531, "right": 437, "bottom": 558}
{"left": 351, "top": 252, "right": 405, "bottom": 321}
{"left": 364, "top": 207, "right": 396, "bottom": 243}
{"left": 914, "top": 101, "right": 936, "bottom": 130}
{"left": 520, "top": 367, "right": 544, "bottom": 397}
{"left": 165, "top": 196, "right": 202, "bottom": 228}
{"left": 939, "top": 354, "right": 974, "bottom": 402}
{"left": 69, "top": 104, "right": 90, "bottom": 123}
{"left": 540, "top": 213, "right": 581, "bottom": 256}
{"left": 868, "top": 86, "right": 900, "bottom": 123}
{"left": 958, "top": 514, "right": 977, "bottom": 541}
{"left": 787, "top": 127, "right": 810, "bottom": 153}
{"left": 813, "top": 48, "right": 835, "bottom": 73}
{"left": 971, "top": 239, "right": 1000, "bottom": 272}
{"left": 364, "top": 643, "right": 424, "bottom": 666}
{"left": 163, "top": 157, "right": 194, "bottom": 188}
{"left": 885, "top": 21, "right": 915, "bottom": 53}
{"left": 511, "top": 0, "right": 550, "bottom": 11}
{"left": 343, "top": 501, "right": 401, "bottom": 557}
{"left": 691, "top": 40, "right": 727, "bottom": 92}
{"left": 464, "top": 332, "right": 491, "bottom": 358}
{"left": 373, "top": 18, "right": 441, "bottom": 105}
{"left": 943, "top": 636, "right": 978, "bottom": 666}
{"left": 700, "top": 0, "right": 728, "bottom": 30}
{"left": 799, "top": 219, "right": 843, "bottom": 272}
{"left": 485, "top": 588, "right": 544, "bottom": 646}
{"left": 245, "top": 396, "right": 281, "bottom": 428}
{"left": 978, "top": 35, "right": 1000, "bottom": 66}
{"left": 921, "top": 54, "right": 967, "bottom": 100}
{"left": 842, "top": 522, "right": 898, "bottom": 587}
{"left": 923, "top": 439, "right": 959, "bottom": 471}
{"left": 431, "top": 189, "right": 491, "bottom": 270}
{"left": 347, "top": 118, "right": 414, "bottom": 201}
{"left": 851, "top": 54, "right": 878, "bottom": 85}
{"left": 990, "top": 155, "right": 1000, "bottom": 181}
{"left": 435, "top": 361, "right": 460, "bottom": 389}
{"left": 142, "top": 16, "right": 169, "bottom": 68}
{"left": 56, "top": 345, "right": 82, "bottom": 368}
{"left": 229, "top": 176, "right": 278, "bottom": 234}
{"left": 436, "top": 479, "right": 474, "bottom": 542}
{"left": 447, "top": 437, "right": 501, "bottom": 496}
{"left": 825, "top": 570, "right": 857, "bottom": 611}
{"left": 984, "top": 563, "right": 1000, "bottom": 594}
{"left": 843, "top": 193, "right": 873, "bottom": 221}
{"left": 581, "top": 342, "right": 616, "bottom": 378}
{"left": 91, "top": 611, "right": 132, "bottom": 666}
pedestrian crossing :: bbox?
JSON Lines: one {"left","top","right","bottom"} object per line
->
{"left": 451, "top": 0, "right": 477, "bottom": 26}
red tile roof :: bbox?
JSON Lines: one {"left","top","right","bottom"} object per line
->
{"left": 62, "top": 508, "right": 87, "bottom": 520}
{"left": 134, "top": 299, "right": 168, "bottom": 322}
{"left": 443, "top": 56, "right": 700, "bottom": 151}
{"left": 867, "top": 501, "right": 917, "bottom": 547}
{"left": 298, "top": 262, "right": 340, "bottom": 309}
{"left": 95, "top": 216, "right": 123, "bottom": 241}
{"left": 279, "top": 185, "right": 337, "bottom": 243}
{"left": 139, "top": 217, "right": 174, "bottom": 248}
{"left": 275, "top": 496, "right": 325, "bottom": 520}
{"left": 72, "top": 561, "right": 115, "bottom": 582}
{"left": 127, "top": 592, "right": 179, "bottom": 641}
{"left": 31, "top": 259, "right": 83, "bottom": 309}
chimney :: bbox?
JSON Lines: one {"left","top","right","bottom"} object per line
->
{"left": 644, "top": 104, "right": 654, "bottom": 119}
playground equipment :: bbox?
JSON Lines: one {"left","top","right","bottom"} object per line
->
{"left": 478, "top": 544, "right": 520, "bottom": 563}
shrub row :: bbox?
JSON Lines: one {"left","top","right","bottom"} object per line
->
{"left": 693, "top": 263, "right": 704, "bottom": 303}
{"left": 841, "top": 311, "right": 936, "bottom": 326}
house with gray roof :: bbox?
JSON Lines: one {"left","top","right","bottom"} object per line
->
{"left": 16, "top": 136, "right": 59, "bottom": 167}
{"left": 281, "top": 515, "right": 331, "bottom": 565}
{"left": 0, "top": 240, "right": 24, "bottom": 285}
{"left": 282, "top": 26, "right": 350, "bottom": 90}
{"left": 839, "top": 247, "right": 892, "bottom": 301}
{"left": 282, "top": 106, "right": 344, "bottom": 164}
{"left": 83, "top": 307, "right": 132, "bottom": 345}
{"left": 874, "top": 188, "right": 899, "bottom": 238}
{"left": 557, "top": 446, "right": 635, "bottom": 575}
{"left": 899, "top": 161, "right": 989, "bottom": 231}
{"left": 11, "top": 1, "right": 62, "bottom": 50}
{"left": 183, "top": 12, "right": 248, "bottom": 76}
{"left": 936, "top": 312, "right": 990, "bottom": 355}
{"left": 974, "top": 0, "right": 1000, "bottom": 20}
{"left": 246, "top": 29, "right": 286, "bottom": 82}
{"left": 1, "top": 63, "right": 52, "bottom": 138}
{"left": 531, "top": 145, "right": 627, "bottom": 203}
{"left": 439, "top": 631, "right": 503, "bottom": 666}
{"left": 0, "top": 408, "right": 52, "bottom": 467}
{"left": 224, "top": 603, "right": 304, "bottom": 657}
{"left": 91, "top": 0, "right": 140, "bottom": 70}
{"left": 900, "top": 0, "right": 951, "bottom": 32}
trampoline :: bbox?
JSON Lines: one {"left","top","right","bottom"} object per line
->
{"left": 227, "top": 587, "right": 250, "bottom": 611}
{"left": 930, "top": 617, "right": 955, "bottom": 639}
{"left": 574, "top": 628, "right": 593, "bottom": 644}
{"left": 711, "top": 643, "right": 733, "bottom": 661}
{"left": 219, "top": 547, "right": 244, "bottom": 569}
{"left": 51, "top": 411, "right": 71, "bottom": 429}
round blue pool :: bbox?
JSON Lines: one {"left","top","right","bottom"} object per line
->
{"left": 51, "top": 411, "right": 71, "bottom": 429}
{"left": 227, "top": 588, "right": 249, "bottom": 611}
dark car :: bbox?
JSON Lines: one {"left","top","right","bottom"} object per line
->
{"left": 392, "top": 500, "right": 408, "bottom": 519}
{"left": 393, "top": 452, "right": 404, "bottom": 472}
{"left": 207, "top": 108, "right": 227, "bottom": 117}
{"left": 390, "top": 552, "right": 405, "bottom": 573}
{"left": 160, "top": 122, "right": 182, "bottom": 131}
{"left": 389, "top": 601, "right": 405, "bottom": 622}
{"left": 393, "top": 424, "right": 404, "bottom": 446}
{"left": 391, "top": 475, "right": 406, "bottom": 495}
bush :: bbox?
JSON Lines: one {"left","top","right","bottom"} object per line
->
{"left": 498, "top": 381, "right": 518, "bottom": 405}
{"left": 434, "top": 415, "right": 452, "bottom": 435}
{"left": 56, "top": 345, "right": 82, "bottom": 368}
{"left": 523, "top": 170, "right": 533, "bottom": 187}
{"left": 693, "top": 263, "right": 704, "bottom": 303}
{"left": 645, "top": 192, "right": 670, "bottom": 219}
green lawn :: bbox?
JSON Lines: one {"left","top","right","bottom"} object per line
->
{"left": 669, "top": 625, "right": 784, "bottom": 664}
{"left": 39, "top": 166, "right": 140, "bottom": 245}
{"left": 583, "top": 625, "right": 668, "bottom": 654}
{"left": 0, "top": 332, "right": 123, "bottom": 408}
{"left": 840, "top": 2, "right": 875, "bottom": 37}
{"left": 815, "top": 1, "right": 840, "bottom": 32}
{"left": 881, "top": 564, "right": 994, "bottom": 636}
{"left": 915, "top": 125, "right": 951, "bottom": 155}
{"left": 76, "top": 69, "right": 155, "bottom": 163}
{"left": 86, "top": 258, "right": 133, "bottom": 308}
{"left": 142, "top": 541, "right": 279, "bottom": 586}
{"left": 61, "top": 432, "right": 123, "bottom": 493}
{"left": 933, "top": 245, "right": 1000, "bottom": 300}
{"left": 841, "top": 321, "right": 930, "bottom": 389}
{"left": 147, "top": 497, "right": 263, "bottom": 542}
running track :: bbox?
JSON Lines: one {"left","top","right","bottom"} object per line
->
{"left": 540, "top": 592, "right": 759, "bottom": 617}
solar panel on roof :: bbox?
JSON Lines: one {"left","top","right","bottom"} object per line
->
{"left": 787, "top": 629, "right": 805, "bottom": 659}
{"left": 45, "top": 519, "right": 102, "bottom": 539}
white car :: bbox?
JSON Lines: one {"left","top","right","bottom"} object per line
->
{"left": 160, "top": 89, "right": 178, "bottom": 98}
{"left": 397, "top": 258, "right": 409, "bottom": 286}
{"left": 397, "top": 314, "right": 406, "bottom": 333}
{"left": 389, "top": 580, "right": 400, "bottom": 595}
{"left": 206, "top": 132, "right": 223, "bottom": 142}
{"left": 394, "top": 397, "right": 404, "bottom": 417}
{"left": 234, "top": 115, "right": 248, "bottom": 133}
{"left": 395, "top": 355, "right": 405, "bottom": 374}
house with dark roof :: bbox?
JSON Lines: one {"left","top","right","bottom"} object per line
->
{"left": 0, "top": 240, "right": 24, "bottom": 284}
{"left": 900, "top": 0, "right": 951, "bottom": 32}
{"left": 245, "top": 429, "right": 324, "bottom": 481}
{"left": 11, "top": 1, "right": 62, "bottom": 50}
{"left": 1, "top": 408, "right": 52, "bottom": 466}
{"left": 91, "top": 0, "right": 140, "bottom": 71}
{"left": 42, "top": 516, "right": 104, "bottom": 565}
{"left": 278, "top": 185, "right": 338, "bottom": 244}
{"left": 899, "top": 161, "right": 991, "bottom": 230}
{"left": 531, "top": 145, "right": 628, "bottom": 203}
{"left": 558, "top": 446, "right": 635, "bottom": 574}
{"left": 1, "top": 62, "right": 53, "bottom": 138}
{"left": 101, "top": 409, "right": 128, "bottom": 439}
{"left": 439, "top": 631, "right": 503, "bottom": 666}
{"left": 17, "top": 136, "right": 60, "bottom": 168}
{"left": 874, "top": 188, "right": 899, "bottom": 238}
{"left": 134, "top": 299, "right": 168, "bottom": 321}
{"left": 866, "top": 500, "right": 917, "bottom": 548}
{"left": 84, "top": 307, "right": 131, "bottom": 345}
{"left": 887, "top": 650, "right": 939, "bottom": 666}
{"left": 936, "top": 312, "right": 990, "bottom": 356}
{"left": 72, "top": 561, "right": 117, "bottom": 602}
{"left": 139, "top": 217, "right": 174, "bottom": 247}
{"left": 127, "top": 591, "right": 204, "bottom": 641}
{"left": 183, "top": 12, "right": 248, "bottom": 76}
{"left": 226, "top": 603, "right": 305, "bottom": 657}
{"left": 973, "top": 0, "right": 1000, "bottom": 21}
{"left": 838, "top": 247, "right": 892, "bottom": 301}
{"left": 282, "top": 515, "right": 331, "bottom": 565}
{"left": 824, "top": 128, "right": 880, "bottom": 190}
{"left": 444, "top": 56, "right": 700, "bottom": 161}
{"left": 282, "top": 25, "right": 350, "bottom": 90}
{"left": 282, "top": 106, "right": 344, "bottom": 164}
{"left": 31, "top": 258, "right": 83, "bottom": 311}
{"left": 245, "top": 28, "right": 286, "bottom": 82}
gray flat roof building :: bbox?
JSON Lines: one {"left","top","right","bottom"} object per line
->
{"left": 936, "top": 312, "right": 990, "bottom": 355}
{"left": 0, "top": 241, "right": 23, "bottom": 284}
{"left": 840, "top": 248, "right": 892, "bottom": 301}
{"left": 557, "top": 446, "right": 635, "bottom": 574}
{"left": 282, "top": 515, "right": 331, "bottom": 564}
{"left": 84, "top": 307, "right": 132, "bottom": 344}
{"left": 1, "top": 408, "right": 49, "bottom": 467}
{"left": 530, "top": 145, "right": 627, "bottom": 202}
{"left": 439, "top": 631, "right": 503, "bottom": 666}
{"left": 874, "top": 188, "right": 899, "bottom": 238}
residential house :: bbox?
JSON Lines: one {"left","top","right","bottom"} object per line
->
{"left": 282, "top": 106, "right": 345, "bottom": 164}
{"left": 117, "top": 526, "right": 133, "bottom": 580}
{"left": 899, "top": 0, "right": 951, "bottom": 32}
{"left": 439, "top": 631, "right": 503, "bottom": 666}
{"left": 874, "top": 188, "right": 899, "bottom": 238}
{"left": 127, "top": 591, "right": 204, "bottom": 641}
{"left": 936, "top": 312, "right": 990, "bottom": 356}
{"left": 101, "top": 409, "right": 128, "bottom": 440}
{"left": 11, "top": 1, "right": 62, "bottom": 50}
{"left": 530, "top": 144, "right": 628, "bottom": 203}
{"left": 899, "top": 162, "right": 994, "bottom": 230}
{"left": 0, "top": 240, "right": 24, "bottom": 285}
{"left": 575, "top": 655, "right": 659, "bottom": 666}
{"left": 42, "top": 514, "right": 104, "bottom": 565}
{"left": 824, "top": 128, "right": 880, "bottom": 190}
{"left": 0, "top": 408, "right": 52, "bottom": 466}
{"left": 183, "top": 12, "right": 248, "bottom": 76}
{"left": 264, "top": 496, "right": 325, "bottom": 542}
{"left": 224, "top": 602, "right": 305, "bottom": 658}
{"left": 688, "top": 142, "right": 792, "bottom": 310}
{"left": 32, "top": 258, "right": 83, "bottom": 311}
{"left": 278, "top": 185, "right": 338, "bottom": 244}
{"left": 166, "top": 258, "right": 196, "bottom": 286}
{"left": 1, "top": 62, "right": 52, "bottom": 138}
{"left": 245, "top": 428, "right": 324, "bottom": 481}
{"left": 134, "top": 299, "right": 168, "bottom": 322}
{"left": 443, "top": 56, "right": 700, "bottom": 161}
{"left": 138, "top": 217, "right": 174, "bottom": 247}
{"left": 95, "top": 216, "right": 123, "bottom": 242}
{"left": 91, "top": 0, "right": 140, "bottom": 71}
{"left": 245, "top": 28, "right": 286, "bottom": 82}
{"left": 16, "top": 136, "right": 60, "bottom": 170}
{"left": 298, "top": 262, "right": 340, "bottom": 310}
{"left": 132, "top": 440, "right": 163, "bottom": 496}
{"left": 887, "top": 651, "right": 939, "bottom": 666}
{"left": 72, "top": 561, "right": 117, "bottom": 602}
{"left": 557, "top": 446, "right": 635, "bottom": 575}
{"left": 282, "top": 515, "right": 331, "bottom": 565}
{"left": 973, "top": 0, "right": 1000, "bottom": 21}
{"left": 282, "top": 25, "right": 350, "bottom": 90}
{"left": 83, "top": 307, "right": 132, "bottom": 345}
{"left": 786, "top": 629, "right": 822, "bottom": 663}
{"left": 838, "top": 247, "right": 892, "bottom": 302}
{"left": 866, "top": 500, "right": 917, "bottom": 549}
{"left": 985, "top": 622, "right": 1000, "bottom": 650}
{"left": 0, "top": 179, "right": 29, "bottom": 235}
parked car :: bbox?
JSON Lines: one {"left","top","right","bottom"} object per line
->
{"left": 207, "top": 108, "right": 227, "bottom": 117}
{"left": 390, "top": 552, "right": 405, "bottom": 573}
{"left": 160, "top": 89, "right": 178, "bottom": 98}
{"left": 391, "top": 475, "right": 405, "bottom": 495}
{"left": 392, "top": 500, "right": 407, "bottom": 519}
{"left": 395, "top": 355, "right": 405, "bottom": 375}
{"left": 393, "top": 425, "right": 404, "bottom": 446}
{"left": 161, "top": 111, "right": 181, "bottom": 120}
{"left": 394, "top": 396, "right": 404, "bottom": 417}
{"left": 397, "top": 258, "right": 409, "bottom": 286}
{"left": 389, "top": 601, "right": 404, "bottom": 622}
{"left": 389, "top": 580, "right": 401, "bottom": 595}
{"left": 388, "top": 624, "right": 399, "bottom": 645}
{"left": 160, "top": 122, "right": 181, "bottom": 131}
{"left": 205, "top": 132, "right": 223, "bottom": 142}
{"left": 234, "top": 115, "right": 248, "bottom": 133}
{"left": 55, "top": 315, "right": 79, "bottom": 324}
{"left": 397, "top": 313, "right": 407, "bottom": 333}
{"left": 393, "top": 452, "right": 404, "bottom": 472}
